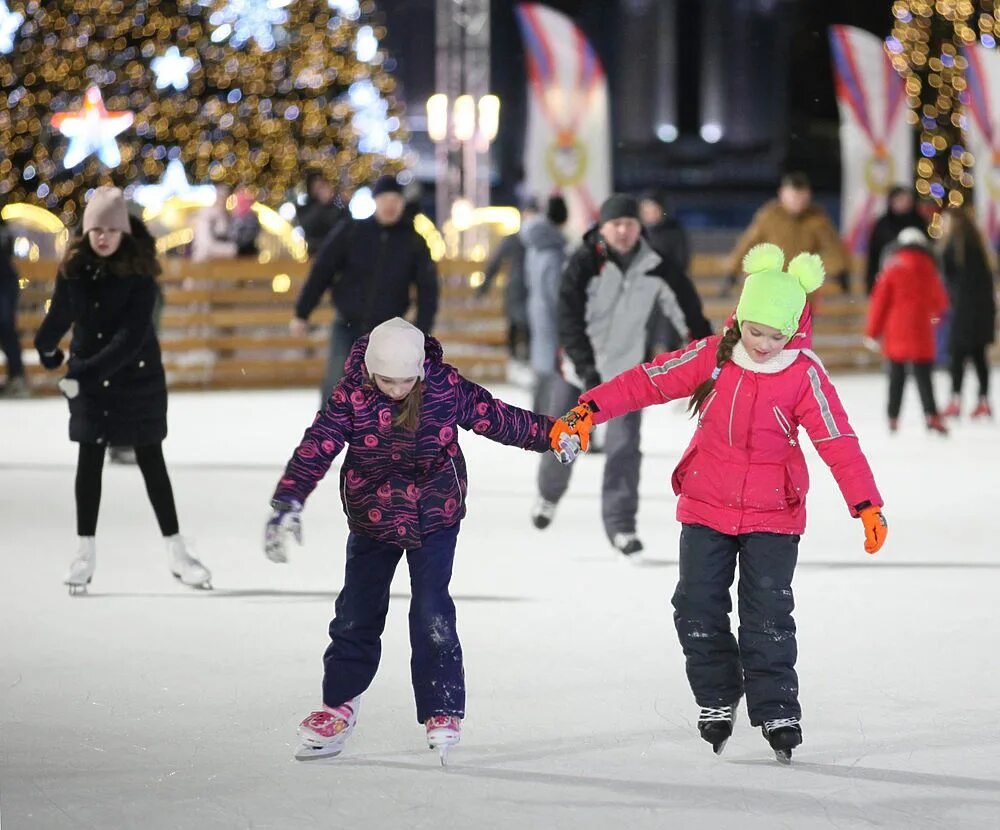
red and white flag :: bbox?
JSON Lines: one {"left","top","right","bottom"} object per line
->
{"left": 515, "top": 3, "right": 610, "bottom": 236}
{"left": 829, "top": 25, "right": 913, "bottom": 254}
{"left": 963, "top": 44, "right": 1000, "bottom": 249}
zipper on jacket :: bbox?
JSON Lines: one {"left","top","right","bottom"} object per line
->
{"left": 772, "top": 405, "right": 798, "bottom": 446}
{"left": 698, "top": 389, "right": 718, "bottom": 428}
{"left": 341, "top": 476, "right": 352, "bottom": 520}
{"left": 450, "top": 458, "right": 463, "bottom": 507}
{"left": 728, "top": 372, "right": 744, "bottom": 447}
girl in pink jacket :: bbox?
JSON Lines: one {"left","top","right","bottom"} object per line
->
{"left": 550, "top": 244, "right": 887, "bottom": 762}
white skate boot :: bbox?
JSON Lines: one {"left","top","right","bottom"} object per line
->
{"left": 426, "top": 714, "right": 461, "bottom": 766}
{"left": 295, "top": 698, "right": 359, "bottom": 760}
{"left": 166, "top": 535, "right": 212, "bottom": 589}
{"left": 64, "top": 537, "right": 96, "bottom": 595}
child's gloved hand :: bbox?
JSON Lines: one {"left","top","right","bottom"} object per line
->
{"left": 265, "top": 499, "right": 303, "bottom": 563}
{"left": 57, "top": 377, "right": 79, "bottom": 399}
{"left": 858, "top": 503, "right": 888, "bottom": 554}
{"left": 549, "top": 402, "right": 594, "bottom": 457}
{"left": 551, "top": 432, "right": 583, "bottom": 465}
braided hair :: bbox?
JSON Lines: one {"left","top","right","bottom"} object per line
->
{"left": 687, "top": 325, "right": 741, "bottom": 415}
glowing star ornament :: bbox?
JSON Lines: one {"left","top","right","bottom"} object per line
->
{"left": 132, "top": 158, "right": 216, "bottom": 209}
{"left": 0, "top": 0, "right": 22, "bottom": 54}
{"left": 207, "top": 0, "right": 292, "bottom": 51}
{"left": 50, "top": 86, "right": 135, "bottom": 169}
{"left": 151, "top": 46, "right": 197, "bottom": 91}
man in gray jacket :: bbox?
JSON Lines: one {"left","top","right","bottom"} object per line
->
{"left": 532, "top": 194, "right": 694, "bottom": 558}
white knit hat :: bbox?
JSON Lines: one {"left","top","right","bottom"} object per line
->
{"left": 364, "top": 317, "right": 426, "bottom": 380}
{"left": 83, "top": 186, "right": 131, "bottom": 234}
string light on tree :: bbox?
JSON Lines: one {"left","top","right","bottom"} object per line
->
{"left": 151, "top": 46, "right": 197, "bottom": 91}
{"left": 0, "top": 0, "right": 23, "bottom": 54}
{"left": 887, "top": 0, "right": 999, "bottom": 225}
{"left": 50, "top": 86, "right": 135, "bottom": 170}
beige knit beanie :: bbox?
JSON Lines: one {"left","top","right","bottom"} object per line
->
{"left": 364, "top": 318, "right": 426, "bottom": 380}
{"left": 83, "top": 186, "right": 131, "bottom": 234}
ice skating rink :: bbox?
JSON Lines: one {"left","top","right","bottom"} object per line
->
{"left": 2, "top": 374, "right": 998, "bottom": 830}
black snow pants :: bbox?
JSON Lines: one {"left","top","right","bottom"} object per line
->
{"left": 672, "top": 523, "right": 800, "bottom": 725}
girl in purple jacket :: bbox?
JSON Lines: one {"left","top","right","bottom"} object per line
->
{"left": 265, "top": 317, "right": 554, "bottom": 762}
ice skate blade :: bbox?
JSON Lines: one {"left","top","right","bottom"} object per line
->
{"left": 712, "top": 738, "right": 729, "bottom": 755}
{"left": 774, "top": 749, "right": 792, "bottom": 765}
{"left": 295, "top": 743, "right": 345, "bottom": 761}
{"left": 66, "top": 577, "right": 92, "bottom": 596}
{"left": 172, "top": 573, "right": 213, "bottom": 590}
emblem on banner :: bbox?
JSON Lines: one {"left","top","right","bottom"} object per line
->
{"left": 989, "top": 149, "right": 1000, "bottom": 199}
{"left": 863, "top": 146, "right": 895, "bottom": 195}
{"left": 545, "top": 131, "right": 588, "bottom": 187}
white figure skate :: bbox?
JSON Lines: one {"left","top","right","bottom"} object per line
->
{"left": 295, "top": 698, "right": 359, "bottom": 760}
{"left": 64, "top": 537, "right": 96, "bottom": 596}
{"left": 426, "top": 715, "right": 461, "bottom": 766}
{"left": 166, "top": 535, "right": 212, "bottom": 589}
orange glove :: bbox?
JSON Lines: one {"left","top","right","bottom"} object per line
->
{"left": 858, "top": 504, "right": 888, "bottom": 554}
{"left": 549, "top": 403, "right": 594, "bottom": 455}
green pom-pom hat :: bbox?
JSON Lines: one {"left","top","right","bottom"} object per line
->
{"left": 735, "top": 244, "right": 825, "bottom": 337}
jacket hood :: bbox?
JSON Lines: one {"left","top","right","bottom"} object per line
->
{"left": 344, "top": 331, "right": 444, "bottom": 378}
{"left": 522, "top": 217, "right": 566, "bottom": 250}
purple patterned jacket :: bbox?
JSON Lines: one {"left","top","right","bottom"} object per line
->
{"left": 273, "top": 335, "right": 555, "bottom": 548}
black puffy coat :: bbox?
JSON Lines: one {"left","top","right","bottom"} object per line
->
{"left": 942, "top": 238, "right": 997, "bottom": 351}
{"left": 35, "top": 257, "right": 167, "bottom": 446}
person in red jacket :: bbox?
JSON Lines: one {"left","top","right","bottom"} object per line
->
{"left": 548, "top": 244, "right": 887, "bottom": 763}
{"left": 865, "top": 228, "right": 950, "bottom": 434}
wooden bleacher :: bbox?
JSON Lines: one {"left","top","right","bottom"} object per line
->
{"left": 14, "top": 251, "right": 894, "bottom": 395}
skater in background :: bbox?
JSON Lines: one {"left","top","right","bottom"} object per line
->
{"left": 34, "top": 187, "right": 212, "bottom": 593}
{"left": 297, "top": 169, "right": 346, "bottom": 258}
{"left": 477, "top": 198, "right": 538, "bottom": 364}
{"left": 865, "top": 228, "right": 950, "bottom": 434}
{"left": 530, "top": 194, "right": 703, "bottom": 559}
{"left": 938, "top": 207, "right": 996, "bottom": 418}
{"left": 0, "top": 210, "right": 29, "bottom": 398}
{"left": 864, "top": 186, "right": 927, "bottom": 295}
{"left": 550, "top": 244, "right": 886, "bottom": 762}
{"left": 265, "top": 317, "right": 556, "bottom": 761}
{"left": 521, "top": 194, "right": 568, "bottom": 412}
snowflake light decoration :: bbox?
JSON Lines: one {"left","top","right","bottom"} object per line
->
{"left": 207, "top": 0, "right": 292, "bottom": 52}
{"left": 0, "top": 0, "right": 24, "bottom": 54}
{"left": 132, "top": 158, "right": 217, "bottom": 209}
{"left": 50, "top": 86, "right": 135, "bottom": 169}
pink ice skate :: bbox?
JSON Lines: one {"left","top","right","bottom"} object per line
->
{"left": 294, "top": 698, "right": 359, "bottom": 760}
{"left": 426, "top": 714, "right": 461, "bottom": 766}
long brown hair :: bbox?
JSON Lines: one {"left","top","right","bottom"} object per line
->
{"left": 687, "top": 325, "right": 741, "bottom": 415}
{"left": 392, "top": 380, "right": 423, "bottom": 431}
{"left": 58, "top": 227, "right": 161, "bottom": 281}
{"left": 940, "top": 206, "right": 990, "bottom": 272}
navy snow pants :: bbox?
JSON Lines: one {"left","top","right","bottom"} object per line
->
{"left": 672, "top": 523, "right": 800, "bottom": 725}
{"left": 322, "top": 523, "right": 465, "bottom": 723}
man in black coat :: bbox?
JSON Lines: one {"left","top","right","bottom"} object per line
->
{"left": 291, "top": 175, "right": 439, "bottom": 401}
{"left": 865, "top": 186, "right": 927, "bottom": 294}
{"left": 297, "top": 169, "right": 347, "bottom": 258}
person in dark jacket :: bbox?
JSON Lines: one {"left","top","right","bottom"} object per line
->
{"left": 476, "top": 199, "right": 538, "bottom": 362}
{"left": 297, "top": 169, "right": 346, "bottom": 258}
{"left": 264, "top": 317, "right": 556, "bottom": 760}
{"left": 0, "top": 211, "right": 28, "bottom": 397}
{"left": 291, "top": 174, "right": 439, "bottom": 402}
{"left": 865, "top": 186, "right": 927, "bottom": 295}
{"left": 34, "top": 187, "right": 212, "bottom": 594}
{"left": 939, "top": 207, "right": 997, "bottom": 418}
{"left": 531, "top": 194, "right": 709, "bottom": 558}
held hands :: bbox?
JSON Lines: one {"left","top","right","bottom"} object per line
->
{"left": 264, "top": 499, "right": 303, "bottom": 563}
{"left": 858, "top": 504, "right": 888, "bottom": 554}
{"left": 549, "top": 403, "right": 594, "bottom": 465}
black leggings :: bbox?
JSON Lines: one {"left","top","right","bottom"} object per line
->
{"left": 949, "top": 346, "right": 990, "bottom": 398}
{"left": 887, "top": 361, "right": 938, "bottom": 419}
{"left": 76, "top": 442, "right": 180, "bottom": 537}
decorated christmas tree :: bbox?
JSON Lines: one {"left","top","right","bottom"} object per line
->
{"left": 0, "top": 0, "right": 405, "bottom": 226}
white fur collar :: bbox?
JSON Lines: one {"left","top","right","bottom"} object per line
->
{"left": 730, "top": 341, "right": 801, "bottom": 374}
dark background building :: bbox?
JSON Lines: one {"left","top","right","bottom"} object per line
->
{"left": 381, "top": 0, "right": 897, "bottom": 226}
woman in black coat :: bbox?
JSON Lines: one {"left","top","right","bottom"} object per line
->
{"left": 34, "top": 187, "right": 212, "bottom": 593}
{"left": 939, "top": 207, "right": 997, "bottom": 418}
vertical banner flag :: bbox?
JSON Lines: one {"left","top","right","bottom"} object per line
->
{"left": 829, "top": 25, "right": 913, "bottom": 254}
{"left": 963, "top": 45, "right": 1000, "bottom": 249}
{"left": 515, "top": 3, "right": 610, "bottom": 235}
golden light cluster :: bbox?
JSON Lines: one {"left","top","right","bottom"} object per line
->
{"left": 887, "top": 0, "right": 999, "bottom": 215}
{"left": 0, "top": 0, "right": 405, "bottom": 226}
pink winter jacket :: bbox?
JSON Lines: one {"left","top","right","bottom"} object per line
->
{"left": 581, "top": 316, "right": 882, "bottom": 536}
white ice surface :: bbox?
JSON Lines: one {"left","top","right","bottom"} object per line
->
{"left": 2, "top": 373, "right": 999, "bottom": 830}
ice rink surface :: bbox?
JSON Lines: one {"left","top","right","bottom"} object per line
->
{"left": 2, "top": 373, "right": 998, "bottom": 830}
